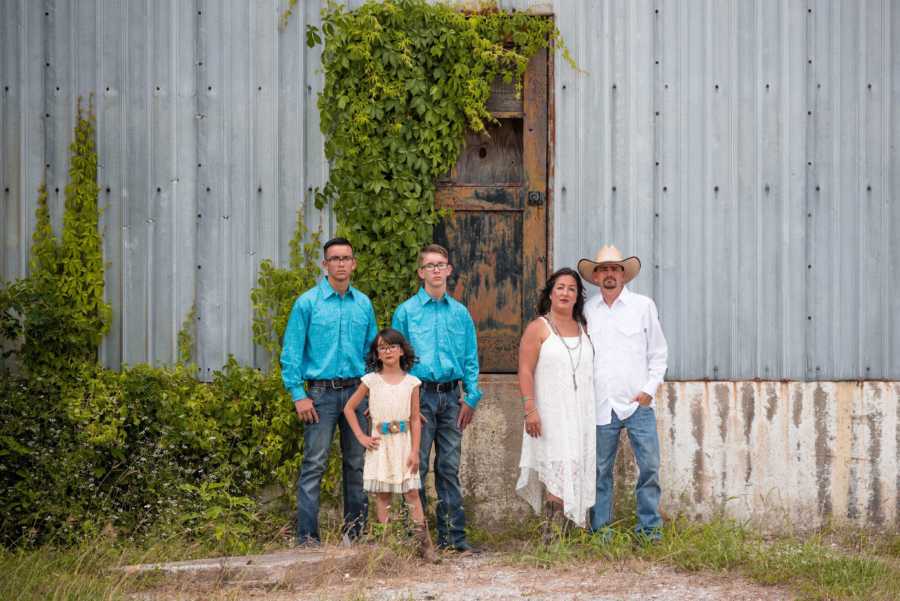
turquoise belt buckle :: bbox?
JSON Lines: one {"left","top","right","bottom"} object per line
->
{"left": 378, "top": 420, "right": 407, "bottom": 434}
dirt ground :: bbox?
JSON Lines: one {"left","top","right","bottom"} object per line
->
{"left": 130, "top": 549, "right": 795, "bottom": 601}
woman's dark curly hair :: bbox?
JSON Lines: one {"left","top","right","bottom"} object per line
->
{"left": 366, "top": 328, "right": 418, "bottom": 372}
{"left": 537, "top": 267, "right": 587, "bottom": 326}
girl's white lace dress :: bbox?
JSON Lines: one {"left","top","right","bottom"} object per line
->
{"left": 361, "top": 372, "right": 422, "bottom": 493}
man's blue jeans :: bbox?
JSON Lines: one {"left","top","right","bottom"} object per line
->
{"left": 296, "top": 384, "right": 368, "bottom": 545}
{"left": 590, "top": 405, "right": 662, "bottom": 535}
{"left": 418, "top": 387, "right": 467, "bottom": 548}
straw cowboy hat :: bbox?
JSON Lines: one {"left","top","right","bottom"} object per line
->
{"left": 577, "top": 245, "right": 641, "bottom": 285}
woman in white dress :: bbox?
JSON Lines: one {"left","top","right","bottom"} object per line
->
{"left": 516, "top": 267, "right": 596, "bottom": 531}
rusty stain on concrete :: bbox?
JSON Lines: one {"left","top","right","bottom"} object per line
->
{"left": 832, "top": 383, "right": 855, "bottom": 522}
{"left": 792, "top": 386, "right": 803, "bottom": 428}
{"left": 691, "top": 391, "right": 705, "bottom": 503}
{"left": 813, "top": 384, "right": 832, "bottom": 516}
{"left": 715, "top": 383, "right": 729, "bottom": 442}
{"left": 866, "top": 407, "right": 884, "bottom": 525}
{"left": 765, "top": 383, "right": 778, "bottom": 422}
{"left": 741, "top": 383, "right": 754, "bottom": 483}
{"left": 666, "top": 382, "right": 678, "bottom": 445}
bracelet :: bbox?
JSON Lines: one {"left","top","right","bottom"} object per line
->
{"left": 524, "top": 407, "right": 537, "bottom": 418}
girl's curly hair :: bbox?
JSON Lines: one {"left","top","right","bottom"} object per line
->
{"left": 366, "top": 328, "right": 418, "bottom": 372}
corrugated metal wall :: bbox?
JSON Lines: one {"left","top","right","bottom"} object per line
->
{"left": 1, "top": 0, "right": 898, "bottom": 379}
{"left": 544, "top": 0, "right": 899, "bottom": 380}
{"left": 1, "top": 0, "right": 335, "bottom": 375}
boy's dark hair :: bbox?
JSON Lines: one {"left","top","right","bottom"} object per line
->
{"left": 323, "top": 237, "right": 353, "bottom": 255}
{"left": 366, "top": 328, "right": 417, "bottom": 372}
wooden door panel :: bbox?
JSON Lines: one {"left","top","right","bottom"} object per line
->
{"left": 435, "top": 211, "right": 523, "bottom": 373}
{"left": 435, "top": 47, "right": 549, "bottom": 373}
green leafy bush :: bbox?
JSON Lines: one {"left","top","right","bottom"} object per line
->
{"left": 0, "top": 102, "right": 318, "bottom": 548}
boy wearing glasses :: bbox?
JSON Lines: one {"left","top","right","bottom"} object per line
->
{"left": 391, "top": 243, "right": 482, "bottom": 553}
{"left": 281, "top": 237, "right": 378, "bottom": 546}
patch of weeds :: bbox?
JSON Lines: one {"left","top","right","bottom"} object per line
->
{"left": 499, "top": 515, "right": 900, "bottom": 601}
{"left": 747, "top": 539, "right": 899, "bottom": 601}
{"left": 0, "top": 539, "right": 134, "bottom": 601}
{"left": 644, "top": 517, "right": 754, "bottom": 571}
{"left": 817, "top": 523, "right": 900, "bottom": 561}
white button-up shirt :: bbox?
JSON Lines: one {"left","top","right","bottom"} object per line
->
{"left": 585, "top": 286, "right": 668, "bottom": 426}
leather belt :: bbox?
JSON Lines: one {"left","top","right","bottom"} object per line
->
{"left": 306, "top": 377, "right": 360, "bottom": 389}
{"left": 420, "top": 380, "right": 460, "bottom": 393}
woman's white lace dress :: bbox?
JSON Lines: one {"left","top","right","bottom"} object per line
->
{"left": 515, "top": 317, "right": 596, "bottom": 526}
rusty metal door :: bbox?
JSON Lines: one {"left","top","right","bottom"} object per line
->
{"left": 435, "top": 49, "right": 550, "bottom": 373}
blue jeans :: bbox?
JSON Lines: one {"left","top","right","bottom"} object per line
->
{"left": 418, "top": 387, "right": 467, "bottom": 548}
{"left": 295, "top": 385, "right": 368, "bottom": 544}
{"left": 590, "top": 405, "right": 662, "bottom": 535}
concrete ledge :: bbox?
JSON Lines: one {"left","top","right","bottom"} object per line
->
{"left": 119, "top": 548, "right": 339, "bottom": 585}
{"left": 459, "top": 378, "right": 900, "bottom": 531}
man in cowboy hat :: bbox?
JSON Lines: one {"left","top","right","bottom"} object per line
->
{"left": 579, "top": 245, "right": 668, "bottom": 540}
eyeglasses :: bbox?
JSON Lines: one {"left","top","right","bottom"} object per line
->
{"left": 377, "top": 344, "right": 401, "bottom": 353}
{"left": 420, "top": 262, "right": 449, "bottom": 272}
{"left": 325, "top": 255, "right": 354, "bottom": 264}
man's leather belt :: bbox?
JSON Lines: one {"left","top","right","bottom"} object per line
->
{"left": 306, "top": 377, "right": 360, "bottom": 389}
{"left": 377, "top": 420, "right": 409, "bottom": 435}
{"left": 421, "top": 380, "right": 460, "bottom": 393}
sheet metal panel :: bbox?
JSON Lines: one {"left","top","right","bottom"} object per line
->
{"left": 890, "top": 1, "right": 900, "bottom": 376}
{"left": 96, "top": 0, "right": 126, "bottom": 367}
{"left": 1, "top": 1, "right": 21, "bottom": 278}
{"left": 1, "top": 0, "right": 898, "bottom": 379}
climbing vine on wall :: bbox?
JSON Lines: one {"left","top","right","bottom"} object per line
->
{"left": 0, "top": 98, "right": 110, "bottom": 373}
{"left": 307, "top": 0, "right": 573, "bottom": 320}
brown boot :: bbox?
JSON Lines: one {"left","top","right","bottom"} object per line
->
{"left": 541, "top": 500, "right": 562, "bottom": 545}
{"left": 412, "top": 521, "right": 440, "bottom": 563}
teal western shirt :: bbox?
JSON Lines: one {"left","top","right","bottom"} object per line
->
{"left": 391, "top": 287, "right": 483, "bottom": 408}
{"left": 280, "top": 278, "right": 378, "bottom": 401}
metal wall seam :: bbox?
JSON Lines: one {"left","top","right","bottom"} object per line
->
{"left": 783, "top": 0, "right": 808, "bottom": 380}
{"left": 890, "top": 1, "right": 900, "bottom": 372}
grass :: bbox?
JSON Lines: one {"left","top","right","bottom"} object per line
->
{"left": 499, "top": 516, "right": 900, "bottom": 601}
{"left": 3, "top": 513, "right": 899, "bottom": 601}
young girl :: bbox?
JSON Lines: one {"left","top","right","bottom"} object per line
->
{"left": 343, "top": 328, "right": 438, "bottom": 563}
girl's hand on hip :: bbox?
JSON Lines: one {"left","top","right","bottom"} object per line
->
{"left": 525, "top": 410, "right": 542, "bottom": 438}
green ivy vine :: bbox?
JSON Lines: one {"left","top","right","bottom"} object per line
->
{"left": 307, "top": 0, "right": 573, "bottom": 321}
{"left": 0, "top": 97, "right": 110, "bottom": 373}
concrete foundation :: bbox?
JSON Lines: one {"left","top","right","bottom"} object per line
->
{"left": 458, "top": 377, "right": 900, "bottom": 532}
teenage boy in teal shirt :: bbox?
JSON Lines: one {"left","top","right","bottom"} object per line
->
{"left": 392, "top": 243, "right": 482, "bottom": 553}
{"left": 281, "top": 237, "right": 378, "bottom": 546}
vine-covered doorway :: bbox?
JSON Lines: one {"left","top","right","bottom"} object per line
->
{"left": 435, "top": 48, "right": 550, "bottom": 373}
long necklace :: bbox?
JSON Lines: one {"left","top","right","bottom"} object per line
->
{"left": 546, "top": 315, "right": 582, "bottom": 391}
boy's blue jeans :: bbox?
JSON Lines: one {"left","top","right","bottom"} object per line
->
{"left": 418, "top": 387, "right": 468, "bottom": 549}
{"left": 295, "top": 384, "right": 368, "bottom": 545}
{"left": 590, "top": 405, "right": 662, "bottom": 535}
